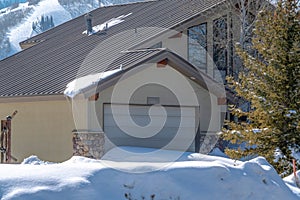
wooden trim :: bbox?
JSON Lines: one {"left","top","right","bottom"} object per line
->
{"left": 88, "top": 93, "right": 99, "bottom": 101}
{"left": 217, "top": 97, "right": 227, "bottom": 105}
{"left": 168, "top": 32, "right": 182, "bottom": 39}
{"left": 157, "top": 58, "right": 168, "bottom": 68}
{"left": 19, "top": 40, "right": 44, "bottom": 50}
{"left": 19, "top": 43, "right": 37, "bottom": 50}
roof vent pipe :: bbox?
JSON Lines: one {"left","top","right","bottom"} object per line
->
{"left": 85, "top": 13, "right": 93, "bottom": 34}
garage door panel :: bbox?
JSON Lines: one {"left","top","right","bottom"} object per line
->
{"left": 105, "top": 126, "right": 191, "bottom": 139}
{"left": 104, "top": 119, "right": 194, "bottom": 128}
{"left": 104, "top": 104, "right": 197, "bottom": 152}
{"left": 105, "top": 105, "right": 196, "bottom": 117}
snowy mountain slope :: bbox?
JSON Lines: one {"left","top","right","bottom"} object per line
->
{"left": 58, "top": 0, "right": 104, "bottom": 18}
{"left": 8, "top": 0, "right": 72, "bottom": 52}
{"left": 0, "top": 147, "right": 299, "bottom": 200}
{"left": 0, "top": 3, "right": 33, "bottom": 59}
{"left": 0, "top": 0, "right": 27, "bottom": 10}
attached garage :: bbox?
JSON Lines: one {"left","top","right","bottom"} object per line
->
{"left": 72, "top": 49, "right": 225, "bottom": 159}
{"left": 103, "top": 104, "right": 198, "bottom": 152}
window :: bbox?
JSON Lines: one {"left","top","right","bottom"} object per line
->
{"left": 213, "top": 16, "right": 228, "bottom": 82}
{"left": 147, "top": 97, "right": 160, "bottom": 105}
{"left": 188, "top": 23, "right": 207, "bottom": 69}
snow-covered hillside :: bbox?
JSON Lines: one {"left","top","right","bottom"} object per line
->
{"left": 0, "top": 147, "right": 299, "bottom": 200}
{"left": 0, "top": 0, "right": 144, "bottom": 60}
{"left": 8, "top": 0, "right": 72, "bottom": 52}
{"left": 0, "top": 0, "right": 27, "bottom": 10}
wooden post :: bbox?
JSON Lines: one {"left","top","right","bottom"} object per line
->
{"left": 293, "top": 159, "right": 300, "bottom": 188}
{"left": 0, "top": 120, "right": 4, "bottom": 163}
{"left": 0, "top": 111, "right": 17, "bottom": 163}
{"left": 6, "top": 119, "right": 11, "bottom": 163}
{"left": 1, "top": 120, "right": 8, "bottom": 163}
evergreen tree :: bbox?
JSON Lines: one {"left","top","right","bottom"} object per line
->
{"left": 222, "top": 0, "right": 300, "bottom": 175}
{"left": 50, "top": 16, "right": 54, "bottom": 28}
{"left": 41, "top": 15, "right": 45, "bottom": 31}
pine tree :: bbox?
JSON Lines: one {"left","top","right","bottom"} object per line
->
{"left": 222, "top": 0, "right": 300, "bottom": 175}
{"left": 50, "top": 16, "right": 54, "bottom": 28}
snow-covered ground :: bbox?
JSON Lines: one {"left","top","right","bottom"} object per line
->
{"left": 284, "top": 173, "right": 300, "bottom": 198}
{"left": 0, "top": 147, "right": 299, "bottom": 200}
{"left": 7, "top": 0, "right": 72, "bottom": 52}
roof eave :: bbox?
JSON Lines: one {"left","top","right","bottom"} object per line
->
{"left": 0, "top": 94, "right": 65, "bottom": 103}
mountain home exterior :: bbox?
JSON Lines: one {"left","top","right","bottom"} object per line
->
{"left": 0, "top": 0, "right": 266, "bottom": 162}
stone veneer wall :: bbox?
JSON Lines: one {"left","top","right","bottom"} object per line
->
{"left": 72, "top": 131, "right": 105, "bottom": 159}
{"left": 198, "top": 133, "right": 221, "bottom": 154}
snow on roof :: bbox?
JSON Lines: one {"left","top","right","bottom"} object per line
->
{"left": 0, "top": 147, "right": 298, "bottom": 199}
{"left": 63, "top": 68, "right": 122, "bottom": 98}
{"left": 82, "top": 13, "right": 132, "bottom": 35}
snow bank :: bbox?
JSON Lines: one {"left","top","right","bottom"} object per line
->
{"left": 209, "top": 147, "right": 229, "bottom": 158}
{"left": 284, "top": 171, "right": 300, "bottom": 197}
{"left": 64, "top": 68, "right": 122, "bottom": 98}
{"left": 21, "top": 155, "right": 53, "bottom": 165}
{"left": 0, "top": 148, "right": 298, "bottom": 199}
{"left": 102, "top": 146, "right": 236, "bottom": 165}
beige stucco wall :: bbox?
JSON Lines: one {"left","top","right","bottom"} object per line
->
{"left": 71, "top": 97, "right": 89, "bottom": 131}
{"left": 163, "top": 33, "right": 188, "bottom": 59}
{"left": 0, "top": 99, "right": 74, "bottom": 163}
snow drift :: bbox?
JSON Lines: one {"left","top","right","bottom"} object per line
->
{"left": 0, "top": 147, "right": 298, "bottom": 199}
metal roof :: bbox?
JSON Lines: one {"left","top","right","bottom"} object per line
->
{"left": 0, "top": 0, "right": 225, "bottom": 97}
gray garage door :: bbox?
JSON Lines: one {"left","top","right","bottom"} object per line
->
{"left": 104, "top": 104, "right": 196, "bottom": 152}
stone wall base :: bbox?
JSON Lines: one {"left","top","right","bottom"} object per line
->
{"left": 72, "top": 131, "right": 105, "bottom": 159}
{"left": 199, "top": 133, "right": 221, "bottom": 154}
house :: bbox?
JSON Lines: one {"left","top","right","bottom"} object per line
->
{"left": 0, "top": 0, "right": 267, "bottom": 162}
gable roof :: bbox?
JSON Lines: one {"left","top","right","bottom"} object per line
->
{"left": 0, "top": 0, "right": 225, "bottom": 98}
{"left": 77, "top": 48, "right": 226, "bottom": 98}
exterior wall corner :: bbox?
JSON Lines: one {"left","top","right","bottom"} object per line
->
{"left": 72, "top": 130, "right": 105, "bottom": 159}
